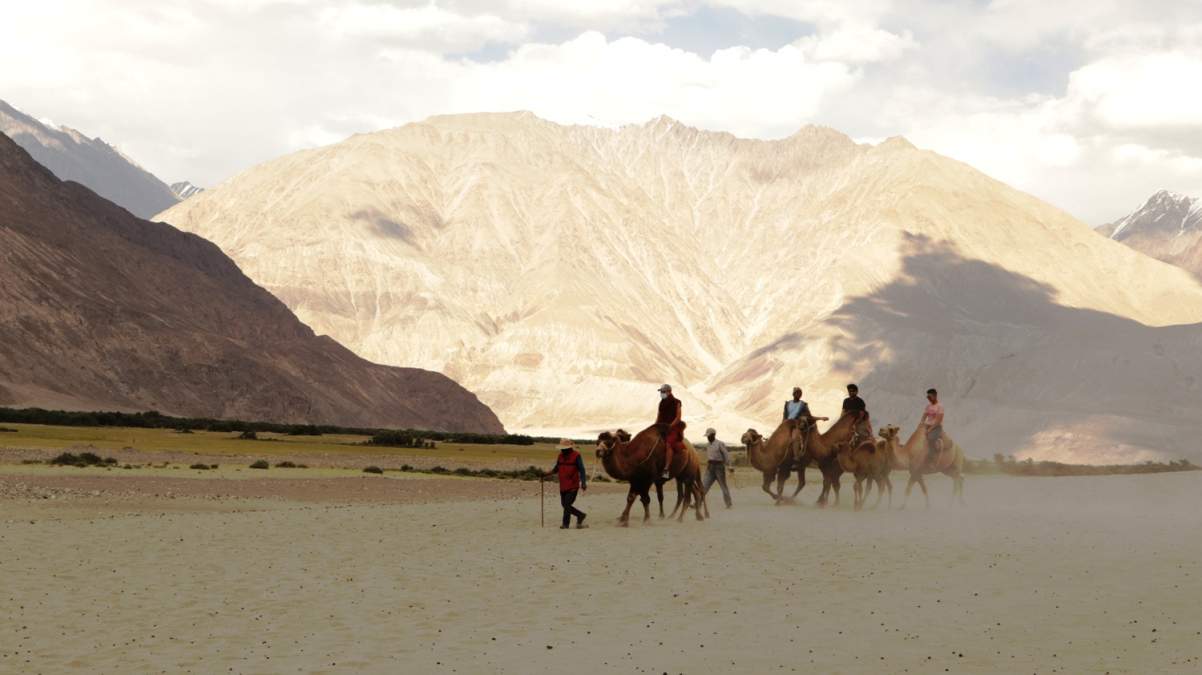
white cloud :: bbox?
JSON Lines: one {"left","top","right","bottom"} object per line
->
{"left": 3, "top": 0, "right": 1202, "bottom": 225}
{"left": 1070, "top": 50, "right": 1202, "bottom": 130}
{"left": 796, "top": 25, "right": 916, "bottom": 63}
{"left": 319, "top": 3, "right": 529, "bottom": 51}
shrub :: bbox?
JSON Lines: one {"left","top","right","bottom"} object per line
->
{"left": 453, "top": 467, "right": 472, "bottom": 476}
{"left": 238, "top": 431, "right": 258, "bottom": 440}
{"left": 249, "top": 460, "right": 270, "bottom": 469}
{"left": 400, "top": 464, "right": 413, "bottom": 472}
{"left": 49, "top": 452, "right": 117, "bottom": 467}
{"left": 363, "top": 466, "right": 384, "bottom": 474}
{"left": 275, "top": 461, "right": 299, "bottom": 468}
{"left": 189, "top": 463, "right": 212, "bottom": 470}
{"left": 430, "top": 466, "right": 448, "bottom": 474}
{"left": 0, "top": 426, "right": 17, "bottom": 432}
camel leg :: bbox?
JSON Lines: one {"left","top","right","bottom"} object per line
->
{"left": 885, "top": 476, "right": 894, "bottom": 508}
{"left": 831, "top": 474, "right": 841, "bottom": 508}
{"left": 790, "top": 465, "right": 806, "bottom": 499}
{"left": 620, "top": 488, "right": 638, "bottom": 526}
{"left": 675, "top": 479, "right": 691, "bottom": 523}
{"left": 760, "top": 471, "right": 780, "bottom": 503}
{"left": 698, "top": 480, "right": 710, "bottom": 520}
{"left": 870, "top": 477, "right": 885, "bottom": 510}
{"left": 817, "top": 475, "right": 830, "bottom": 507}
{"left": 641, "top": 491, "right": 652, "bottom": 522}
{"left": 774, "top": 467, "right": 789, "bottom": 503}
{"left": 900, "top": 475, "right": 916, "bottom": 510}
{"left": 948, "top": 469, "right": 965, "bottom": 506}
{"left": 853, "top": 477, "right": 864, "bottom": 511}
{"left": 655, "top": 480, "right": 666, "bottom": 518}
{"left": 668, "top": 479, "right": 684, "bottom": 519}
{"left": 917, "top": 474, "right": 930, "bottom": 509}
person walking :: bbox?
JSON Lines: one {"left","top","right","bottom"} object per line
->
{"left": 701, "top": 428, "right": 733, "bottom": 508}
{"left": 922, "top": 388, "right": 945, "bottom": 468}
{"left": 545, "top": 439, "right": 588, "bottom": 529}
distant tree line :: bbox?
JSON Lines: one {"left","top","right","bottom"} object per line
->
{"left": 961, "top": 454, "right": 1200, "bottom": 476}
{"left": 0, "top": 407, "right": 540, "bottom": 445}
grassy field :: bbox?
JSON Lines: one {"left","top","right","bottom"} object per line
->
{"left": 0, "top": 423, "right": 561, "bottom": 463}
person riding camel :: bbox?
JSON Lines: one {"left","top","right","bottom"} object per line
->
{"left": 842, "top": 383, "right": 872, "bottom": 447}
{"left": 655, "top": 384, "right": 684, "bottom": 479}
{"left": 922, "top": 388, "right": 945, "bottom": 468}
{"left": 783, "top": 386, "right": 827, "bottom": 463}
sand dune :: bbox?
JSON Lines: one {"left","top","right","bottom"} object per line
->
{"left": 3, "top": 470, "right": 1201, "bottom": 673}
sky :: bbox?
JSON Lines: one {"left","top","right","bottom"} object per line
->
{"left": 3, "top": 0, "right": 1202, "bottom": 223}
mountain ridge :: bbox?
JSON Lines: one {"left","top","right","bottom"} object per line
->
{"left": 0, "top": 131, "right": 504, "bottom": 433}
{"left": 0, "top": 99, "right": 179, "bottom": 218}
{"left": 158, "top": 112, "right": 1202, "bottom": 461}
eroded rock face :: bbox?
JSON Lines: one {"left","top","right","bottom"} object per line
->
{"left": 0, "top": 132, "right": 504, "bottom": 434}
{"left": 1101, "top": 190, "right": 1202, "bottom": 280}
{"left": 158, "top": 112, "right": 1202, "bottom": 460}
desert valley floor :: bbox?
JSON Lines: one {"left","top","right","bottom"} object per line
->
{"left": 2, "top": 458, "right": 1201, "bottom": 674}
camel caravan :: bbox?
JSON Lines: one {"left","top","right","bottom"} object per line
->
{"left": 588, "top": 383, "right": 965, "bottom": 525}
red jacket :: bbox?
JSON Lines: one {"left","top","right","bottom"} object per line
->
{"left": 555, "top": 450, "right": 585, "bottom": 492}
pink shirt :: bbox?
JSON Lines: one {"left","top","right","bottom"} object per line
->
{"left": 924, "top": 402, "right": 944, "bottom": 426}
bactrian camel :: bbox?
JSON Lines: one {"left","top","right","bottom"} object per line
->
{"left": 835, "top": 424, "right": 899, "bottom": 510}
{"left": 596, "top": 425, "right": 709, "bottom": 525}
{"left": 890, "top": 423, "right": 966, "bottom": 508}
{"left": 741, "top": 412, "right": 869, "bottom": 508}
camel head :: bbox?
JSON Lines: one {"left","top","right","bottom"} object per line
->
{"left": 740, "top": 428, "right": 762, "bottom": 446}
{"left": 878, "top": 425, "right": 900, "bottom": 441}
{"left": 596, "top": 429, "right": 632, "bottom": 458}
{"left": 595, "top": 431, "right": 617, "bottom": 458}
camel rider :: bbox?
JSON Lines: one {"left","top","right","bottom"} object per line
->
{"left": 923, "top": 388, "right": 945, "bottom": 468}
{"left": 842, "top": 383, "right": 873, "bottom": 446}
{"left": 656, "top": 384, "right": 684, "bottom": 479}
{"left": 783, "top": 387, "right": 827, "bottom": 462}
{"left": 545, "top": 439, "right": 588, "bottom": 529}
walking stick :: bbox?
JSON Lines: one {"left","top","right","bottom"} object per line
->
{"left": 540, "top": 476, "right": 545, "bottom": 528}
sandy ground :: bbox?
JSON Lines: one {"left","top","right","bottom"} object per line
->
{"left": 2, "top": 470, "right": 1201, "bottom": 674}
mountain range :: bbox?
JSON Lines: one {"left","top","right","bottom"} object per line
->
{"left": 0, "top": 131, "right": 503, "bottom": 433}
{"left": 1099, "top": 190, "right": 1202, "bottom": 279}
{"left": 0, "top": 99, "right": 178, "bottom": 219}
{"left": 157, "top": 112, "right": 1202, "bottom": 462}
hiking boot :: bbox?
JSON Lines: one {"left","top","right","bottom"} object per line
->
{"left": 576, "top": 515, "right": 588, "bottom": 529}
{"left": 559, "top": 525, "right": 569, "bottom": 529}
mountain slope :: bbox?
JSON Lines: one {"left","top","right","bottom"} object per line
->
{"left": 0, "top": 132, "right": 503, "bottom": 433}
{"left": 157, "top": 112, "right": 1202, "bottom": 460}
{"left": 0, "top": 99, "right": 179, "bottom": 218}
{"left": 1100, "top": 190, "right": 1202, "bottom": 279}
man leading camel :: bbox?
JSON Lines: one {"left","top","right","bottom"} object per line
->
{"left": 923, "top": 388, "right": 945, "bottom": 468}
{"left": 783, "top": 386, "right": 827, "bottom": 462}
{"left": 546, "top": 439, "right": 588, "bottom": 529}
{"left": 656, "top": 384, "right": 684, "bottom": 479}
{"left": 842, "top": 383, "right": 872, "bottom": 445}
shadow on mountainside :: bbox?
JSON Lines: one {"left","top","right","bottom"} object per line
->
{"left": 826, "top": 233, "right": 1202, "bottom": 460}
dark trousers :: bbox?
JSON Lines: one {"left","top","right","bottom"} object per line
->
{"left": 561, "top": 489, "right": 585, "bottom": 527}
{"left": 703, "top": 461, "right": 732, "bottom": 507}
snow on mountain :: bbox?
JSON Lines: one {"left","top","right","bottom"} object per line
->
{"left": 157, "top": 112, "right": 1202, "bottom": 462}
{"left": 1100, "top": 190, "right": 1202, "bottom": 279}
{"left": 171, "top": 181, "right": 204, "bottom": 200}
{"left": 0, "top": 99, "right": 178, "bottom": 218}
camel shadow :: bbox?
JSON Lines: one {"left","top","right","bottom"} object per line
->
{"left": 826, "top": 233, "right": 1202, "bottom": 462}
